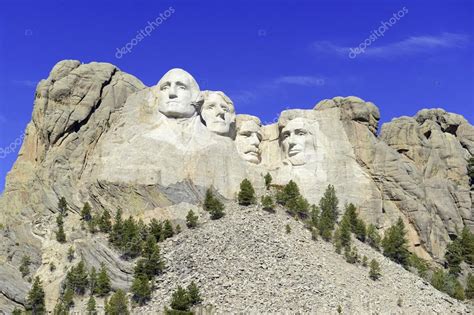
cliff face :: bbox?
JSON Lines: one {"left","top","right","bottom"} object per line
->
{"left": 0, "top": 60, "right": 472, "bottom": 313}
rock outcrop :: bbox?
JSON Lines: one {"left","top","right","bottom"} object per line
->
{"left": 0, "top": 60, "right": 472, "bottom": 313}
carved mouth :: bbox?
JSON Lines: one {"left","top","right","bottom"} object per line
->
{"left": 288, "top": 149, "right": 302, "bottom": 156}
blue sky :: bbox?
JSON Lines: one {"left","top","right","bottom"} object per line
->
{"left": 0, "top": 0, "right": 473, "bottom": 192}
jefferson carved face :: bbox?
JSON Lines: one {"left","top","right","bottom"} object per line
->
{"left": 280, "top": 118, "right": 316, "bottom": 166}
{"left": 236, "top": 119, "right": 262, "bottom": 164}
{"left": 200, "top": 92, "right": 235, "bottom": 136}
{"left": 155, "top": 69, "right": 200, "bottom": 118}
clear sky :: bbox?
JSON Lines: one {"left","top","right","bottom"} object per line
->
{"left": 0, "top": 0, "right": 473, "bottom": 192}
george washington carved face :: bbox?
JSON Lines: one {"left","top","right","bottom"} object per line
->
{"left": 155, "top": 68, "right": 200, "bottom": 118}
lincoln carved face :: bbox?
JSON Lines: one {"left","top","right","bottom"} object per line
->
{"left": 235, "top": 117, "right": 262, "bottom": 164}
{"left": 200, "top": 91, "right": 235, "bottom": 136}
{"left": 155, "top": 68, "right": 200, "bottom": 118}
{"left": 280, "top": 118, "right": 316, "bottom": 166}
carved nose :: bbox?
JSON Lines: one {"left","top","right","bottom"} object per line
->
{"left": 168, "top": 86, "right": 177, "bottom": 98}
{"left": 216, "top": 111, "right": 225, "bottom": 119}
{"left": 249, "top": 134, "right": 259, "bottom": 145}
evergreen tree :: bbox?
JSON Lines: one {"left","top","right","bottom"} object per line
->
{"left": 289, "top": 195, "right": 310, "bottom": 219}
{"left": 163, "top": 220, "right": 174, "bottom": 240}
{"left": 58, "top": 197, "right": 68, "bottom": 216}
{"left": 354, "top": 219, "right": 366, "bottom": 242}
{"left": 106, "top": 289, "right": 129, "bottom": 315}
{"left": 86, "top": 295, "right": 97, "bottom": 315}
{"left": 431, "top": 269, "right": 465, "bottom": 300}
{"left": 67, "top": 246, "right": 74, "bottom": 262}
{"left": 170, "top": 286, "right": 190, "bottom": 311}
{"left": 88, "top": 215, "right": 98, "bottom": 234}
{"left": 468, "top": 157, "right": 474, "bottom": 185}
{"left": 62, "top": 286, "right": 74, "bottom": 311}
{"left": 238, "top": 179, "right": 256, "bottom": 205}
{"left": 209, "top": 198, "right": 225, "bottom": 220}
{"left": 12, "top": 308, "right": 22, "bottom": 315}
{"left": 187, "top": 281, "right": 202, "bottom": 305}
{"left": 81, "top": 202, "right": 92, "bottom": 221}
{"left": 264, "top": 172, "right": 272, "bottom": 190}
{"left": 344, "top": 245, "right": 358, "bottom": 264}
{"left": 366, "top": 224, "right": 381, "bottom": 250}
{"left": 89, "top": 267, "right": 98, "bottom": 294}
{"left": 56, "top": 214, "right": 66, "bottom": 243}
{"left": 318, "top": 185, "right": 339, "bottom": 240}
{"left": 121, "top": 216, "right": 141, "bottom": 258}
{"left": 149, "top": 218, "right": 163, "bottom": 241}
{"left": 139, "top": 234, "right": 165, "bottom": 279}
{"left": 96, "top": 263, "right": 111, "bottom": 296}
{"left": 131, "top": 275, "right": 151, "bottom": 305}
{"left": 186, "top": 210, "right": 198, "bottom": 228}
{"left": 310, "top": 205, "right": 320, "bottom": 228}
{"left": 445, "top": 239, "right": 463, "bottom": 275}
{"left": 99, "top": 210, "right": 112, "bottom": 233}
{"left": 409, "top": 253, "right": 429, "bottom": 279}
{"left": 261, "top": 195, "right": 275, "bottom": 212}
{"left": 333, "top": 228, "right": 342, "bottom": 254}
{"left": 285, "top": 224, "right": 291, "bottom": 234}
{"left": 66, "top": 260, "right": 89, "bottom": 295}
{"left": 203, "top": 188, "right": 215, "bottom": 212}
{"left": 466, "top": 273, "right": 474, "bottom": 299}
{"left": 19, "top": 255, "right": 31, "bottom": 277}
{"left": 369, "top": 259, "right": 381, "bottom": 280}
{"left": 27, "top": 277, "right": 45, "bottom": 315}
{"left": 319, "top": 184, "right": 339, "bottom": 223}
{"left": 53, "top": 300, "right": 67, "bottom": 315}
{"left": 109, "top": 209, "right": 124, "bottom": 247}
{"left": 460, "top": 226, "right": 474, "bottom": 265}
{"left": 382, "top": 218, "right": 410, "bottom": 267}
{"left": 338, "top": 216, "right": 351, "bottom": 248}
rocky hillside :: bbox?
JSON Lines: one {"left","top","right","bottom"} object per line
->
{"left": 0, "top": 60, "right": 472, "bottom": 313}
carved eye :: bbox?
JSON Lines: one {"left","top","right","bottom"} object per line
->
{"left": 178, "top": 85, "right": 187, "bottom": 90}
{"left": 160, "top": 85, "right": 169, "bottom": 91}
{"left": 296, "top": 130, "right": 307, "bottom": 136}
{"left": 221, "top": 105, "right": 230, "bottom": 112}
{"left": 282, "top": 132, "right": 290, "bottom": 139}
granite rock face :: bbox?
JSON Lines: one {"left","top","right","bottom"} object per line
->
{"left": 0, "top": 60, "right": 472, "bottom": 313}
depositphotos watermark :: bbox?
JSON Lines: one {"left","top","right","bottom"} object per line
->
{"left": 349, "top": 6, "right": 408, "bottom": 59}
{"left": 115, "top": 6, "right": 175, "bottom": 59}
{"left": 0, "top": 133, "right": 25, "bottom": 159}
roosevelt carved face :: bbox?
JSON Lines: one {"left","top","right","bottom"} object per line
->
{"left": 236, "top": 119, "right": 262, "bottom": 164}
{"left": 155, "top": 69, "right": 200, "bottom": 118}
{"left": 280, "top": 118, "right": 316, "bottom": 166}
{"left": 200, "top": 92, "right": 235, "bottom": 136}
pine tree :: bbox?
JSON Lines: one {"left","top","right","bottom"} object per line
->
{"left": 366, "top": 224, "right": 381, "bottom": 250}
{"left": 318, "top": 185, "right": 339, "bottom": 240}
{"left": 460, "top": 226, "right": 474, "bottom": 265}
{"left": 186, "top": 210, "right": 198, "bottom": 228}
{"left": 67, "top": 246, "right": 75, "bottom": 262}
{"left": 238, "top": 179, "right": 256, "bottom": 205}
{"left": 66, "top": 260, "right": 89, "bottom": 295}
{"left": 369, "top": 259, "right": 381, "bottom": 280}
{"left": 163, "top": 220, "right": 174, "bottom": 240}
{"left": 209, "top": 198, "right": 225, "bottom": 220}
{"left": 53, "top": 300, "right": 67, "bottom": 315}
{"left": 12, "top": 308, "right": 22, "bottom": 315}
{"left": 62, "top": 286, "right": 74, "bottom": 311}
{"left": 99, "top": 210, "right": 112, "bottom": 233}
{"left": 139, "top": 234, "right": 165, "bottom": 279}
{"left": 445, "top": 239, "right": 463, "bottom": 275}
{"left": 89, "top": 267, "right": 98, "bottom": 294}
{"left": 466, "top": 273, "right": 474, "bottom": 299}
{"left": 203, "top": 188, "right": 215, "bottom": 212}
{"left": 110, "top": 209, "right": 124, "bottom": 247}
{"left": 81, "top": 202, "right": 92, "bottom": 221}
{"left": 338, "top": 216, "right": 351, "bottom": 248}
{"left": 264, "top": 172, "right": 272, "bottom": 190}
{"left": 288, "top": 195, "right": 310, "bottom": 219}
{"left": 88, "top": 215, "right": 98, "bottom": 234}
{"left": 310, "top": 205, "right": 320, "bottom": 228}
{"left": 149, "top": 218, "right": 163, "bottom": 241}
{"left": 58, "top": 197, "right": 68, "bottom": 216}
{"left": 96, "top": 263, "right": 111, "bottom": 296}
{"left": 19, "top": 255, "right": 31, "bottom": 277}
{"left": 344, "top": 246, "right": 358, "bottom": 264}
{"left": 187, "top": 281, "right": 202, "bottom": 305}
{"left": 261, "top": 195, "right": 275, "bottom": 212}
{"left": 131, "top": 275, "right": 151, "bottom": 305}
{"left": 430, "top": 269, "right": 465, "bottom": 300}
{"left": 106, "top": 289, "right": 129, "bottom": 315}
{"left": 382, "top": 218, "right": 410, "bottom": 267}
{"left": 27, "top": 277, "right": 45, "bottom": 314}
{"left": 354, "top": 219, "right": 366, "bottom": 242}
{"left": 285, "top": 224, "right": 291, "bottom": 234}
{"left": 56, "top": 214, "right": 66, "bottom": 243}
{"left": 86, "top": 295, "right": 97, "bottom": 315}
{"left": 170, "top": 286, "right": 190, "bottom": 311}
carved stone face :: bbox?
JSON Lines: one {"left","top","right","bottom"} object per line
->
{"left": 155, "top": 69, "right": 199, "bottom": 118}
{"left": 280, "top": 118, "right": 315, "bottom": 166}
{"left": 236, "top": 120, "right": 262, "bottom": 164}
{"left": 200, "top": 93, "right": 235, "bottom": 136}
